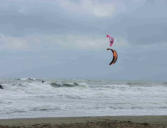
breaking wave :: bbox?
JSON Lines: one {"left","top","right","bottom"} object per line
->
{"left": 0, "top": 78, "right": 167, "bottom": 119}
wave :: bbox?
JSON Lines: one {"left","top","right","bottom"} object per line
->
{"left": 16, "top": 77, "right": 39, "bottom": 81}
{"left": 50, "top": 82, "right": 80, "bottom": 87}
{"left": 1, "top": 79, "right": 167, "bottom": 119}
{"left": 16, "top": 77, "right": 46, "bottom": 83}
{"left": 1, "top": 79, "right": 167, "bottom": 91}
{"left": 121, "top": 81, "right": 167, "bottom": 87}
{"left": 162, "top": 82, "right": 167, "bottom": 86}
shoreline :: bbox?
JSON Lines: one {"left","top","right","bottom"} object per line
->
{"left": 0, "top": 116, "right": 167, "bottom": 128}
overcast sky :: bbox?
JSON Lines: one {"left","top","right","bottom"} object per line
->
{"left": 0, "top": 0, "right": 167, "bottom": 81}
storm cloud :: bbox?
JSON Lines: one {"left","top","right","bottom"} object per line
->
{"left": 0, "top": 0, "right": 166, "bottom": 81}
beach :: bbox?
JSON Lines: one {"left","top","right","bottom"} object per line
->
{"left": 0, "top": 116, "right": 167, "bottom": 128}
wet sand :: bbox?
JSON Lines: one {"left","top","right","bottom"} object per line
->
{"left": 0, "top": 116, "right": 167, "bottom": 128}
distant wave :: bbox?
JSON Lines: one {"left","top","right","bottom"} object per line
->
{"left": 124, "top": 81, "right": 167, "bottom": 86}
{"left": 16, "top": 77, "right": 46, "bottom": 83}
{"left": 162, "top": 82, "right": 167, "bottom": 85}
{"left": 50, "top": 82, "right": 79, "bottom": 87}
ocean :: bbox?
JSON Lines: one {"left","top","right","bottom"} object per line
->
{"left": 0, "top": 78, "right": 167, "bottom": 119}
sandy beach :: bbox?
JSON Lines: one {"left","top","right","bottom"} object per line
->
{"left": 0, "top": 116, "right": 167, "bottom": 128}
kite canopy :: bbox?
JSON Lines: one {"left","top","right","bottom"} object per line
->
{"left": 107, "top": 48, "right": 118, "bottom": 65}
{"left": 106, "top": 34, "right": 114, "bottom": 47}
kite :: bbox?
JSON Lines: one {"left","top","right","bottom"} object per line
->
{"left": 106, "top": 48, "right": 118, "bottom": 66}
{"left": 106, "top": 34, "right": 114, "bottom": 47}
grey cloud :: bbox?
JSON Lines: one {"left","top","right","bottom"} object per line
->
{"left": 1, "top": 0, "right": 166, "bottom": 43}
{"left": 0, "top": 0, "right": 102, "bottom": 36}
{"left": 0, "top": 0, "right": 167, "bottom": 80}
{"left": 110, "top": 0, "right": 167, "bottom": 45}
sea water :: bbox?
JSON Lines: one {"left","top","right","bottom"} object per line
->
{"left": 0, "top": 78, "right": 167, "bottom": 119}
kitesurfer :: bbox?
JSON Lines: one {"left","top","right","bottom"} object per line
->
{"left": 0, "top": 84, "right": 3, "bottom": 89}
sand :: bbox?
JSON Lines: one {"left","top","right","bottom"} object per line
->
{"left": 0, "top": 116, "right": 167, "bottom": 128}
